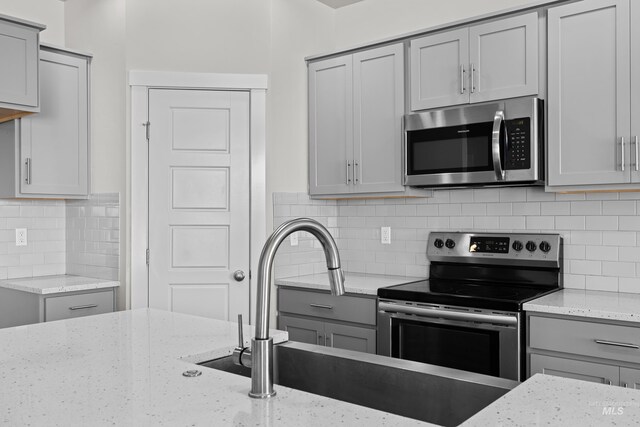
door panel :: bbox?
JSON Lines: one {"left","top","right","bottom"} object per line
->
{"left": 325, "top": 322, "right": 376, "bottom": 354}
{"left": 410, "top": 28, "right": 469, "bottom": 110}
{"left": 278, "top": 315, "right": 323, "bottom": 346}
{"left": 20, "top": 50, "right": 88, "bottom": 196}
{"left": 148, "top": 89, "right": 250, "bottom": 321}
{"left": 547, "top": 0, "right": 630, "bottom": 186}
{"left": 0, "top": 21, "right": 38, "bottom": 107}
{"left": 530, "top": 353, "right": 619, "bottom": 385}
{"left": 631, "top": 0, "right": 640, "bottom": 182}
{"left": 308, "top": 56, "right": 353, "bottom": 195}
{"left": 469, "top": 12, "right": 538, "bottom": 103}
{"left": 353, "top": 44, "right": 405, "bottom": 193}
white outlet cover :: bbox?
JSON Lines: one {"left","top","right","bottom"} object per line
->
{"left": 15, "top": 228, "right": 27, "bottom": 246}
{"left": 381, "top": 227, "right": 391, "bottom": 244}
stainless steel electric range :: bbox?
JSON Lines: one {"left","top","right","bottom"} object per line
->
{"left": 377, "top": 231, "right": 562, "bottom": 382}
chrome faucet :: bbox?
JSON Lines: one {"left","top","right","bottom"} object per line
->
{"left": 233, "top": 218, "right": 345, "bottom": 399}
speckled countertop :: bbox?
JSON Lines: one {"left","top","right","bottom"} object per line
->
{"left": 0, "top": 308, "right": 426, "bottom": 426}
{"left": 523, "top": 289, "right": 640, "bottom": 323}
{"left": 275, "top": 272, "right": 423, "bottom": 295}
{"left": 462, "top": 374, "right": 640, "bottom": 426}
{"left": 0, "top": 274, "right": 119, "bottom": 295}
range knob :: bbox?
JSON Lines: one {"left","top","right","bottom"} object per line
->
{"left": 526, "top": 241, "right": 537, "bottom": 252}
{"left": 512, "top": 240, "right": 523, "bottom": 252}
{"left": 539, "top": 241, "right": 551, "bottom": 253}
{"left": 445, "top": 239, "right": 456, "bottom": 249}
{"left": 434, "top": 238, "right": 444, "bottom": 249}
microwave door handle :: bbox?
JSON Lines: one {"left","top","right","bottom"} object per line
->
{"left": 492, "top": 110, "right": 506, "bottom": 181}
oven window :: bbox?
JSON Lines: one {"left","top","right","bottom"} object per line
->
{"left": 407, "top": 121, "right": 493, "bottom": 175}
{"left": 392, "top": 319, "right": 500, "bottom": 377}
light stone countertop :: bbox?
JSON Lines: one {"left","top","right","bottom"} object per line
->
{"left": 462, "top": 374, "right": 640, "bottom": 426}
{"left": 275, "top": 272, "right": 423, "bottom": 295}
{"left": 0, "top": 274, "right": 119, "bottom": 295}
{"left": 523, "top": 289, "right": 640, "bottom": 323}
{"left": 0, "top": 308, "right": 426, "bottom": 426}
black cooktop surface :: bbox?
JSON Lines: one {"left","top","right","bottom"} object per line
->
{"left": 377, "top": 279, "right": 560, "bottom": 312}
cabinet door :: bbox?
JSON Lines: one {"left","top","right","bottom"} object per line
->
{"left": 20, "top": 49, "right": 89, "bottom": 196}
{"left": 278, "top": 315, "right": 324, "bottom": 346}
{"left": 410, "top": 29, "right": 469, "bottom": 110}
{"left": 308, "top": 55, "right": 353, "bottom": 195}
{"left": 353, "top": 44, "right": 405, "bottom": 193}
{"left": 0, "top": 20, "right": 39, "bottom": 109}
{"left": 547, "top": 0, "right": 630, "bottom": 186}
{"left": 469, "top": 12, "right": 538, "bottom": 103}
{"left": 530, "top": 353, "right": 619, "bottom": 385}
{"left": 631, "top": 0, "right": 640, "bottom": 182}
{"left": 324, "top": 322, "right": 376, "bottom": 354}
{"left": 620, "top": 367, "right": 640, "bottom": 389}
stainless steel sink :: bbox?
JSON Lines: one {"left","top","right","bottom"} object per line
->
{"left": 199, "top": 342, "right": 517, "bottom": 426}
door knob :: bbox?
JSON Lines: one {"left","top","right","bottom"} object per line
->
{"left": 233, "top": 270, "right": 245, "bottom": 282}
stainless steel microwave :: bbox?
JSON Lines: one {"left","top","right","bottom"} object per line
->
{"left": 404, "top": 97, "right": 543, "bottom": 188}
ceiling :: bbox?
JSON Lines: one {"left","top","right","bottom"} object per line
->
{"left": 316, "top": 0, "right": 365, "bottom": 9}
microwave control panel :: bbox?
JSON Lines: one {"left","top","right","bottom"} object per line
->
{"left": 505, "top": 117, "right": 530, "bottom": 170}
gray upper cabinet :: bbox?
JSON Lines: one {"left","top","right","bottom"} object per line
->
{"left": 0, "top": 15, "right": 44, "bottom": 122}
{"left": 0, "top": 45, "right": 90, "bottom": 199}
{"left": 309, "top": 43, "right": 406, "bottom": 197}
{"left": 410, "top": 28, "right": 469, "bottom": 111}
{"left": 547, "top": 0, "right": 638, "bottom": 189}
{"left": 410, "top": 12, "right": 538, "bottom": 111}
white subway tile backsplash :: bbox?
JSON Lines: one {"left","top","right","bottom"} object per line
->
{"left": 273, "top": 189, "right": 640, "bottom": 292}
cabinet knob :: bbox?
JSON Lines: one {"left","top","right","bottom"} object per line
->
{"left": 233, "top": 270, "right": 245, "bottom": 282}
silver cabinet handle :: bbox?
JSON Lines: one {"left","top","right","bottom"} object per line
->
{"left": 622, "top": 382, "right": 628, "bottom": 388}
{"left": 607, "top": 379, "right": 613, "bottom": 386}
{"left": 354, "top": 161, "right": 359, "bottom": 184}
{"left": 471, "top": 63, "right": 476, "bottom": 93}
{"left": 460, "top": 64, "right": 466, "bottom": 94}
{"left": 634, "top": 136, "right": 639, "bottom": 171}
{"left": 309, "top": 303, "right": 333, "bottom": 310}
{"left": 233, "top": 270, "right": 245, "bottom": 282}
{"left": 492, "top": 110, "right": 506, "bottom": 181}
{"left": 621, "top": 137, "right": 625, "bottom": 172}
{"left": 69, "top": 304, "right": 98, "bottom": 311}
{"left": 24, "top": 158, "right": 31, "bottom": 184}
{"left": 594, "top": 339, "right": 639, "bottom": 349}
{"left": 346, "top": 160, "right": 352, "bottom": 184}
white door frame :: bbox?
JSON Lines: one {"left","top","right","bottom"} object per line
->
{"left": 129, "top": 71, "right": 267, "bottom": 324}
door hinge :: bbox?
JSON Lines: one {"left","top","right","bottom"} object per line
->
{"left": 146, "top": 249, "right": 150, "bottom": 265}
{"left": 144, "top": 121, "right": 150, "bottom": 141}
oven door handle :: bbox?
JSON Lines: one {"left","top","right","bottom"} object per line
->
{"left": 492, "top": 110, "right": 506, "bottom": 181}
{"left": 378, "top": 302, "right": 518, "bottom": 326}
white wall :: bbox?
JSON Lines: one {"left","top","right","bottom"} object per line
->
{"left": 0, "top": 0, "right": 65, "bottom": 45}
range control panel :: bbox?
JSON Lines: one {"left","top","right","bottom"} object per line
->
{"left": 428, "top": 232, "right": 561, "bottom": 268}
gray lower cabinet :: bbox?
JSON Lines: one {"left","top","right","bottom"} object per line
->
{"left": 0, "top": 44, "right": 90, "bottom": 199}
{"left": 547, "top": 0, "right": 640, "bottom": 189}
{"left": 308, "top": 43, "right": 412, "bottom": 198}
{"left": 0, "top": 287, "right": 116, "bottom": 329}
{"left": 528, "top": 313, "right": 640, "bottom": 387}
{"left": 0, "top": 15, "right": 43, "bottom": 122}
{"left": 277, "top": 287, "right": 376, "bottom": 354}
{"left": 410, "top": 11, "right": 539, "bottom": 111}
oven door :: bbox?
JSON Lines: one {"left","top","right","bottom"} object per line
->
{"left": 377, "top": 301, "right": 521, "bottom": 381}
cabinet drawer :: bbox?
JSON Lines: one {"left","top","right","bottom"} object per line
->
{"left": 529, "top": 316, "right": 640, "bottom": 365}
{"left": 278, "top": 288, "right": 376, "bottom": 325}
{"left": 45, "top": 290, "right": 114, "bottom": 322}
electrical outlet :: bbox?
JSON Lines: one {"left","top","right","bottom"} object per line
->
{"left": 290, "top": 232, "right": 299, "bottom": 246}
{"left": 381, "top": 227, "right": 391, "bottom": 244}
{"left": 15, "top": 228, "right": 27, "bottom": 246}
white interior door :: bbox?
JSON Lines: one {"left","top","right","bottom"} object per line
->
{"left": 148, "top": 89, "right": 250, "bottom": 321}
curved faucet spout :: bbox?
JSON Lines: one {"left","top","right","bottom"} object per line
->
{"left": 250, "top": 217, "right": 345, "bottom": 399}
{"left": 255, "top": 218, "right": 344, "bottom": 340}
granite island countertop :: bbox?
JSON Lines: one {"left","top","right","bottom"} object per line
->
{"left": 275, "top": 272, "right": 423, "bottom": 295}
{"left": 0, "top": 274, "right": 119, "bottom": 294}
{"left": 523, "top": 288, "right": 640, "bottom": 323}
{"left": 0, "top": 308, "right": 426, "bottom": 426}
